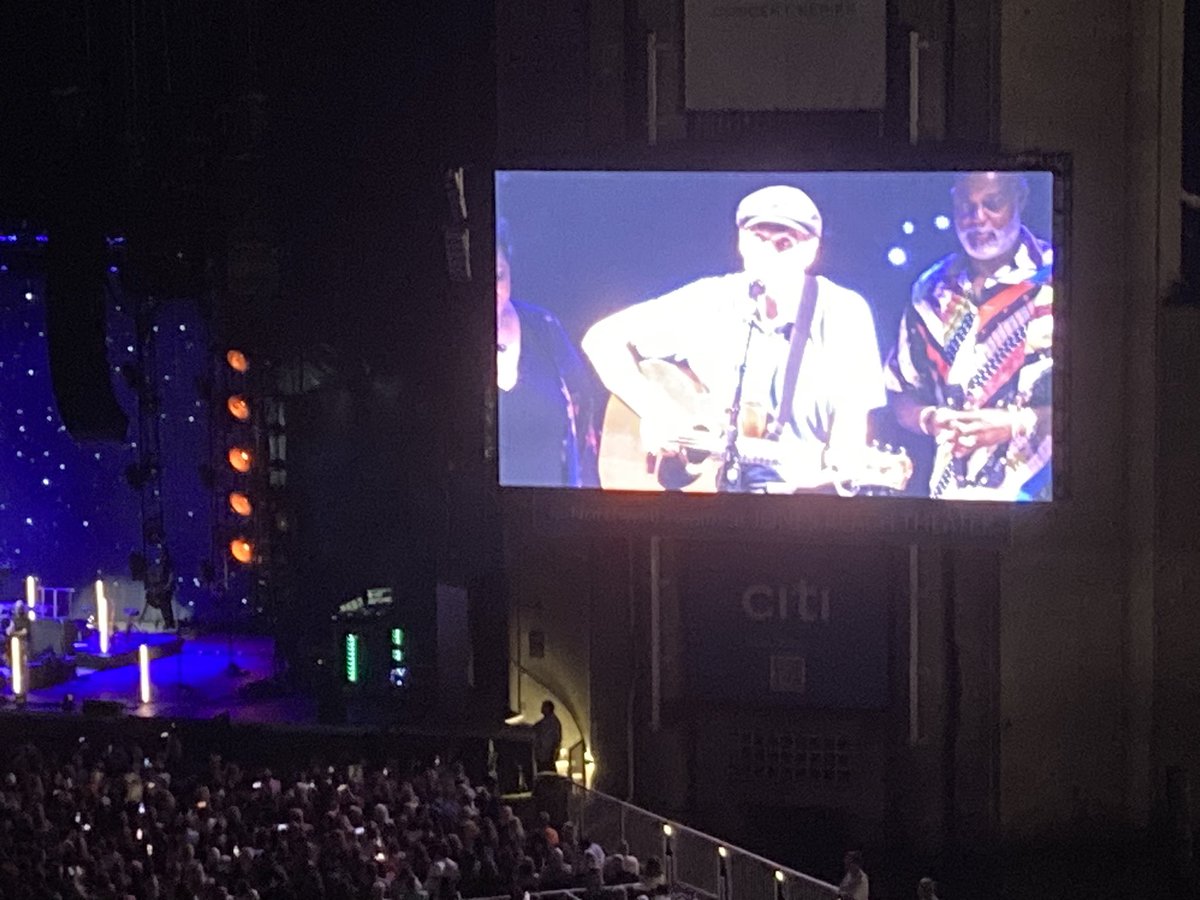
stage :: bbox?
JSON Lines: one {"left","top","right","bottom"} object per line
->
{"left": 2, "top": 631, "right": 318, "bottom": 724}
{"left": 0, "top": 629, "right": 538, "bottom": 795}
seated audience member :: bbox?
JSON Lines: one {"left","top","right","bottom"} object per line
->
{"left": 540, "top": 810, "right": 560, "bottom": 848}
{"left": 580, "top": 834, "right": 606, "bottom": 879}
{"left": 618, "top": 839, "right": 640, "bottom": 879}
{"left": 539, "top": 846, "right": 574, "bottom": 890}
{"left": 603, "top": 841, "right": 639, "bottom": 885}
{"left": 0, "top": 733, "right": 738, "bottom": 900}
{"left": 838, "top": 850, "right": 869, "bottom": 900}
{"left": 636, "top": 855, "right": 667, "bottom": 893}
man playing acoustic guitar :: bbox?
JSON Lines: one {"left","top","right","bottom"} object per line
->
{"left": 581, "top": 185, "right": 903, "bottom": 494}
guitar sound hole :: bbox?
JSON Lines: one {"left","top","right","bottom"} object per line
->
{"left": 683, "top": 425, "right": 711, "bottom": 464}
{"left": 658, "top": 455, "right": 702, "bottom": 491}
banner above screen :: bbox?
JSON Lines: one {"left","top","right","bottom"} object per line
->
{"left": 684, "top": 0, "right": 887, "bottom": 111}
{"left": 495, "top": 170, "right": 1055, "bottom": 503}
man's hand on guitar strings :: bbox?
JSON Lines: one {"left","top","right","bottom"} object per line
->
{"left": 638, "top": 407, "right": 711, "bottom": 458}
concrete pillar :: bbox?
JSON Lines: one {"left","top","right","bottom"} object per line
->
{"left": 589, "top": 0, "right": 626, "bottom": 144}
{"left": 949, "top": 0, "right": 999, "bottom": 142}
{"left": 1125, "top": 0, "right": 1184, "bottom": 829}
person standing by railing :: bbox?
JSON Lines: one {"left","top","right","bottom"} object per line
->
{"left": 532, "top": 700, "right": 563, "bottom": 774}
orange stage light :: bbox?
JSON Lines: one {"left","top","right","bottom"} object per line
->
{"left": 228, "top": 447, "right": 252, "bottom": 473}
{"left": 227, "top": 395, "right": 250, "bottom": 421}
{"left": 230, "top": 538, "right": 254, "bottom": 564}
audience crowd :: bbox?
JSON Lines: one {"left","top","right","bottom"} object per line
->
{"left": 0, "top": 732, "right": 671, "bottom": 900}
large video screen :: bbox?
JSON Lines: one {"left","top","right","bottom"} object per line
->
{"left": 495, "top": 170, "right": 1055, "bottom": 501}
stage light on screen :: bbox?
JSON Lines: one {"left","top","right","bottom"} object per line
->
{"left": 495, "top": 169, "right": 1056, "bottom": 502}
{"left": 228, "top": 492, "right": 253, "bottom": 516}
{"left": 230, "top": 539, "right": 254, "bottom": 565}
{"left": 226, "top": 395, "right": 250, "bottom": 421}
{"left": 228, "top": 447, "right": 252, "bottom": 472}
{"left": 226, "top": 349, "right": 249, "bottom": 373}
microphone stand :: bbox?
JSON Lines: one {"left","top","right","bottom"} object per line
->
{"left": 718, "top": 283, "right": 762, "bottom": 492}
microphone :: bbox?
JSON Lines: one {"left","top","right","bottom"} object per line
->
{"left": 745, "top": 280, "right": 767, "bottom": 330}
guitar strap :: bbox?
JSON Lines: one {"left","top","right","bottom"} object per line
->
{"left": 773, "top": 274, "right": 819, "bottom": 437}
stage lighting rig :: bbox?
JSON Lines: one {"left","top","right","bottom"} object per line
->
{"left": 122, "top": 285, "right": 176, "bottom": 630}
{"left": 203, "top": 346, "right": 279, "bottom": 630}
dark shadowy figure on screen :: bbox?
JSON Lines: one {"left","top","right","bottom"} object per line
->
{"left": 496, "top": 219, "right": 600, "bottom": 488}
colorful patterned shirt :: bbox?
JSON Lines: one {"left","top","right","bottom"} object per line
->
{"left": 885, "top": 228, "right": 1053, "bottom": 500}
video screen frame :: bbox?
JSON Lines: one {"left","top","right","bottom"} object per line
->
{"left": 489, "top": 155, "right": 1071, "bottom": 521}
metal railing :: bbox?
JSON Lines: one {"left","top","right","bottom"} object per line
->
{"left": 566, "top": 783, "right": 839, "bottom": 900}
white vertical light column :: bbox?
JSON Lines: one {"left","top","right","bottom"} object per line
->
{"left": 139, "top": 644, "right": 151, "bottom": 703}
{"left": 25, "top": 575, "right": 37, "bottom": 610}
{"left": 10, "top": 636, "right": 22, "bottom": 696}
{"left": 96, "top": 579, "right": 110, "bottom": 655}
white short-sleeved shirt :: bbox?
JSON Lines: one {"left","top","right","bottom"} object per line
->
{"left": 602, "top": 272, "right": 885, "bottom": 464}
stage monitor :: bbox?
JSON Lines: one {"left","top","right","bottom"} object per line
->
{"left": 495, "top": 169, "right": 1057, "bottom": 503}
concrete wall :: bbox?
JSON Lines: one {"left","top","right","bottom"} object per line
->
{"left": 503, "top": 529, "right": 592, "bottom": 756}
{"left": 996, "top": 0, "right": 1182, "bottom": 838}
{"left": 1156, "top": 307, "right": 1200, "bottom": 833}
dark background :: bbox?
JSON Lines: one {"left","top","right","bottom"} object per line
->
{"left": 0, "top": 2, "right": 496, "bottom": 615}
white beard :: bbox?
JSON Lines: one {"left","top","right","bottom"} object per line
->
{"left": 956, "top": 216, "right": 1022, "bottom": 262}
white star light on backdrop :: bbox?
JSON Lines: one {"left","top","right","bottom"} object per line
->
{"left": 0, "top": 272, "right": 214, "bottom": 604}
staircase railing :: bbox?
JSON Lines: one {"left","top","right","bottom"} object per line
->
{"left": 565, "top": 782, "right": 839, "bottom": 900}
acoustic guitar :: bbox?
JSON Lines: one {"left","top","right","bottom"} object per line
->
{"left": 597, "top": 359, "right": 913, "bottom": 495}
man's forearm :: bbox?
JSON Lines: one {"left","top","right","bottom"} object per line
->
{"left": 581, "top": 318, "right": 662, "bottom": 423}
